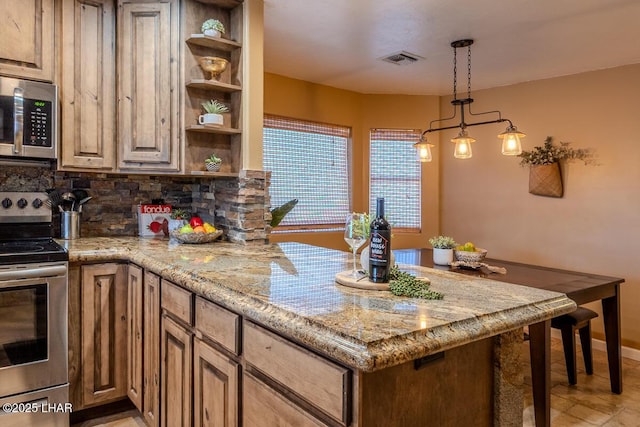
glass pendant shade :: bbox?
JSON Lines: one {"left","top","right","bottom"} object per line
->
{"left": 413, "top": 139, "right": 434, "bottom": 162}
{"left": 499, "top": 126, "right": 525, "bottom": 156}
{"left": 452, "top": 130, "right": 475, "bottom": 159}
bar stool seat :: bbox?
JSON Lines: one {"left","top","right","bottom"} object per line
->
{"left": 551, "top": 306, "right": 599, "bottom": 385}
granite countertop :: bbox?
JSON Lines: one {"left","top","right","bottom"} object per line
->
{"left": 61, "top": 237, "right": 576, "bottom": 372}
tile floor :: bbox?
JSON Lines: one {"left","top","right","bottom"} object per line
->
{"left": 75, "top": 337, "right": 640, "bottom": 426}
{"left": 522, "top": 338, "right": 640, "bottom": 426}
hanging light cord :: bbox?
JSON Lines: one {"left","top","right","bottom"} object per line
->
{"left": 422, "top": 39, "right": 516, "bottom": 137}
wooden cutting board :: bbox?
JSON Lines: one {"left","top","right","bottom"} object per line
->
{"left": 334, "top": 271, "right": 390, "bottom": 291}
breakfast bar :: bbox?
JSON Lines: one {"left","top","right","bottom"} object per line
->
{"left": 63, "top": 237, "right": 577, "bottom": 426}
{"left": 395, "top": 248, "right": 625, "bottom": 427}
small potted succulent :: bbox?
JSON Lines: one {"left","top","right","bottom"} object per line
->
{"left": 205, "top": 153, "right": 222, "bottom": 172}
{"left": 201, "top": 19, "right": 225, "bottom": 37}
{"left": 199, "top": 99, "right": 229, "bottom": 127}
{"left": 428, "top": 235, "right": 457, "bottom": 266}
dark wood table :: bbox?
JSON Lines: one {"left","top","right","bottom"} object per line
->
{"left": 394, "top": 249, "right": 625, "bottom": 427}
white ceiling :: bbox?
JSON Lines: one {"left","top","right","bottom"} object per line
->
{"left": 263, "top": 0, "right": 640, "bottom": 95}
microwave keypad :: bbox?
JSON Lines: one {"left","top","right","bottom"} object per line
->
{"left": 23, "top": 99, "right": 52, "bottom": 147}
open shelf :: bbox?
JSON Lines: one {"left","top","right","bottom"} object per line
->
{"left": 187, "top": 79, "right": 241, "bottom": 92}
{"left": 185, "top": 125, "right": 242, "bottom": 135}
{"left": 189, "top": 171, "right": 239, "bottom": 177}
{"left": 187, "top": 34, "right": 241, "bottom": 51}
{"left": 194, "top": 0, "right": 242, "bottom": 8}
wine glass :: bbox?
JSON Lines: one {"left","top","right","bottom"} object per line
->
{"left": 344, "top": 213, "right": 367, "bottom": 278}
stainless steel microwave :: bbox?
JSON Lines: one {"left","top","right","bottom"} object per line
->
{"left": 0, "top": 76, "right": 58, "bottom": 160}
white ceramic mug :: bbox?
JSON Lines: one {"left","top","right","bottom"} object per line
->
{"left": 198, "top": 113, "right": 223, "bottom": 126}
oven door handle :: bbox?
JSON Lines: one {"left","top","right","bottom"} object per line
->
{"left": 0, "top": 264, "right": 67, "bottom": 282}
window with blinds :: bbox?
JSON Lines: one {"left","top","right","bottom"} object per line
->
{"left": 264, "top": 115, "right": 351, "bottom": 230}
{"left": 369, "top": 129, "right": 422, "bottom": 231}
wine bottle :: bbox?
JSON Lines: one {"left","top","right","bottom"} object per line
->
{"left": 369, "top": 197, "right": 391, "bottom": 283}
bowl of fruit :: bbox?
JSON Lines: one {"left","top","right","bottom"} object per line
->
{"left": 454, "top": 242, "right": 487, "bottom": 263}
{"left": 170, "top": 216, "right": 223, "bottom": 244}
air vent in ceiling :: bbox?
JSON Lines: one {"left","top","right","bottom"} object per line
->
{"left": 380, "top": 51, "right": 424, "bottom": 66}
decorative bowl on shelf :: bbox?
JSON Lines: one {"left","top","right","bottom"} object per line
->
{"left": 454, "top": 248, "right": 487, "bottom": 263}
{"left": 198, "top": 56, "right": 228, "bottom": 80}
{"left": 170, "top": 229, "right": 223, "bottom": 244}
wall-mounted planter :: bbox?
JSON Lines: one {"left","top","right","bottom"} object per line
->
{"left": 529, "top": 162, "right": 563, "bottom": 198}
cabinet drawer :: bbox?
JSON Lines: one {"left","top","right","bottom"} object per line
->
{"left": 195, "top": 296, "right": 240, "bottom": 355}
{"left": 161, "top": 280, "right": 193, "bottom": 326}
{"left": 243, "top": 372, "right": 327, "bottom": 427}
{"left": 243, "top": 321, "right": 350, "bottom": 425}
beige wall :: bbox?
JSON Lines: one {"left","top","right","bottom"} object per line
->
{"left": 264, "top": 73, "right": 440, "bottom": 251}
{"left": 439, "top": 64, "right": 640, "bottom": 348}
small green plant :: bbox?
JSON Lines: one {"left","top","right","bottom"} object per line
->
{"left": 170, "top": 208, "right": 189, "bottom": 220}
{"left": 428, "top": 235, "right": 457, "bottom": 249}
{"left": 201, "top": 19, "right": 225, "bottom": 34}
{"left": 518, "top": 136, "right": 596, "bottom": 166}
{"left": 205, "top": 153, "right": 222, "bottom": 164}
{"left": 202, "top": 100, "right": 229, "bottom": 114}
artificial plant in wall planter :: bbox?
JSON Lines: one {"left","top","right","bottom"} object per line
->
{"left": 518, "top": 136, "right": 596, "bottom": 198}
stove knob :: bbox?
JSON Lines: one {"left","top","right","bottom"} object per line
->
{"left": 17, "top": 198, "right": 28, "bottom": 209}
{"left": 1, "top": 198, "right": 12, "bottom": 209}
{"left": 33, "top": 198, "right": 44, "bottom": 209}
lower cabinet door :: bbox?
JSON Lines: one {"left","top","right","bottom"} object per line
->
{"left": 143, "top": 271, "right": 161, "bottom": 427}
{"left": 243, "top": 372, "right": 327, "bottom": 427}
{"left": 193, "top": 338, "right": 239, "bottom": 427}
{"left": 161, "top": 315, "right": 192, "bottom": 427}
{"left": 81, "top": 263, "right": 128, "bottom": 407}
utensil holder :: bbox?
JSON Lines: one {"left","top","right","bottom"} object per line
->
{"left": 61, "top": 211, "right": 80, "bottom": 240}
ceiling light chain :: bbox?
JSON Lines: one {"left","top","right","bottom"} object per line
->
{"left": 413, "top": 39, "right": 526, "bottom": 162}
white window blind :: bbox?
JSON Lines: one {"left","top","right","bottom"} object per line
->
{"left": 264, "top": 115, "right": 351, "bottom": 229}
{"left": 369, "top": 129, "right": 422, "bottom": 231}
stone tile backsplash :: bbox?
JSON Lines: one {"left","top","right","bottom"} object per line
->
{"left": 0, "top": 164, "right": 270, "bottom": 243}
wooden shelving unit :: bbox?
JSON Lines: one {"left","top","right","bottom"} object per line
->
{"left": 183, "top": 0, "right": 244, "bottom": 175}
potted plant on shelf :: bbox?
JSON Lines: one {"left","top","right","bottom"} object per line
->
{"left": 429, "top": 235, "right": 457, "bottom": 266}
{"left": 199, "top": 99, "right": 229, "bottom": 127}
{"left": 518, "top": 136, "right": 595, "bottom": 198}
{"left": 201, "top": 19, "right": 225, "bottom": 38}
{"left": 205, "top": 153, "right": 222, "bottom": 172}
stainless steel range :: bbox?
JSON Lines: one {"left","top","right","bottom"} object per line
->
{"left": 0, "top": 192, "right": 69, "bottom": 427}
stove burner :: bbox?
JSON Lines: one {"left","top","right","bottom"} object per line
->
{"left": 0, "top": 241, "right": 46, "bottom": 254}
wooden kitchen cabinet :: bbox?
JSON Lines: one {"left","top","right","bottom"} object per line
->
{"left": 243, "top": 321, "right": 351, "bottom": 426}
{"left": 118, "top": 0, "right": 180, "bottom": 172}
{"left": 194, "top": 337, "right": 240, "bottom": 427}
{"left": 0, "top": 0, "right": 54, "bottom": 81}
{"left": 161, "top": 280, "right": 194, "bottom": 427}
{"left": 60, "top": 0, "right": 117, "bottom": 170}
{"left": 80, "top": 263, "right": 128, "bottom": 408}
{"left": 127, "top": 264, "right": 143, "bottom": 411}
{"left": 143, "top": 271, "right": 162, "bottom": 427}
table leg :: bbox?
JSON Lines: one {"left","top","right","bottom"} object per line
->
{"left": 602, "top": 286, "right": 622, "bottom": 394}
{"left": 529, "top": 320, "right": 550, "bottom": 427}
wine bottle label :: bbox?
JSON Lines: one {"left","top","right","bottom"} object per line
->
{"left": 370, "top": 231, "right": 390, "bottom": 261}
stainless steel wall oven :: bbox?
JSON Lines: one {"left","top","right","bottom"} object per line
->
{"left": 0, "top": 192, "right": 69, "bottom": 427}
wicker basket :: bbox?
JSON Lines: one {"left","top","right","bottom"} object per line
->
{"left": 170, "top": 229, "right": 223, "bottom": 244}
{"left": 454, "top": 248, "right": 487, "bottom": 263}
{"left": 529, "top": 163, "right": 563, "bottom": 198}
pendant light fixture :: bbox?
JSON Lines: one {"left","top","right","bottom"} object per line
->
{"left": 414, "top": 39, "right": 525, "bottom": 162}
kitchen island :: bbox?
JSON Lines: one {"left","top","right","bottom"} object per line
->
{"left": 63, "top": 237, "right": 576, "bottom": 426}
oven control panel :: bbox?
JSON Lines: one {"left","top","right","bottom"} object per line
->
{"left": 0, "top": 192, "right": 51, "bottom": 223}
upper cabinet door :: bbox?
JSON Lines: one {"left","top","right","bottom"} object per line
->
{"left": 61, "top": 0, "right": 117, "bottom": 170}
{"left": 118, "top": 0, "right": 180, "bottom": 172}
{"left": 0, "top": 0, "right": 54, "bottom": 81}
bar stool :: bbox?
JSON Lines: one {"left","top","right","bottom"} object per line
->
{"left": 551, "top": 306, "right": 599, "bottom": 385}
